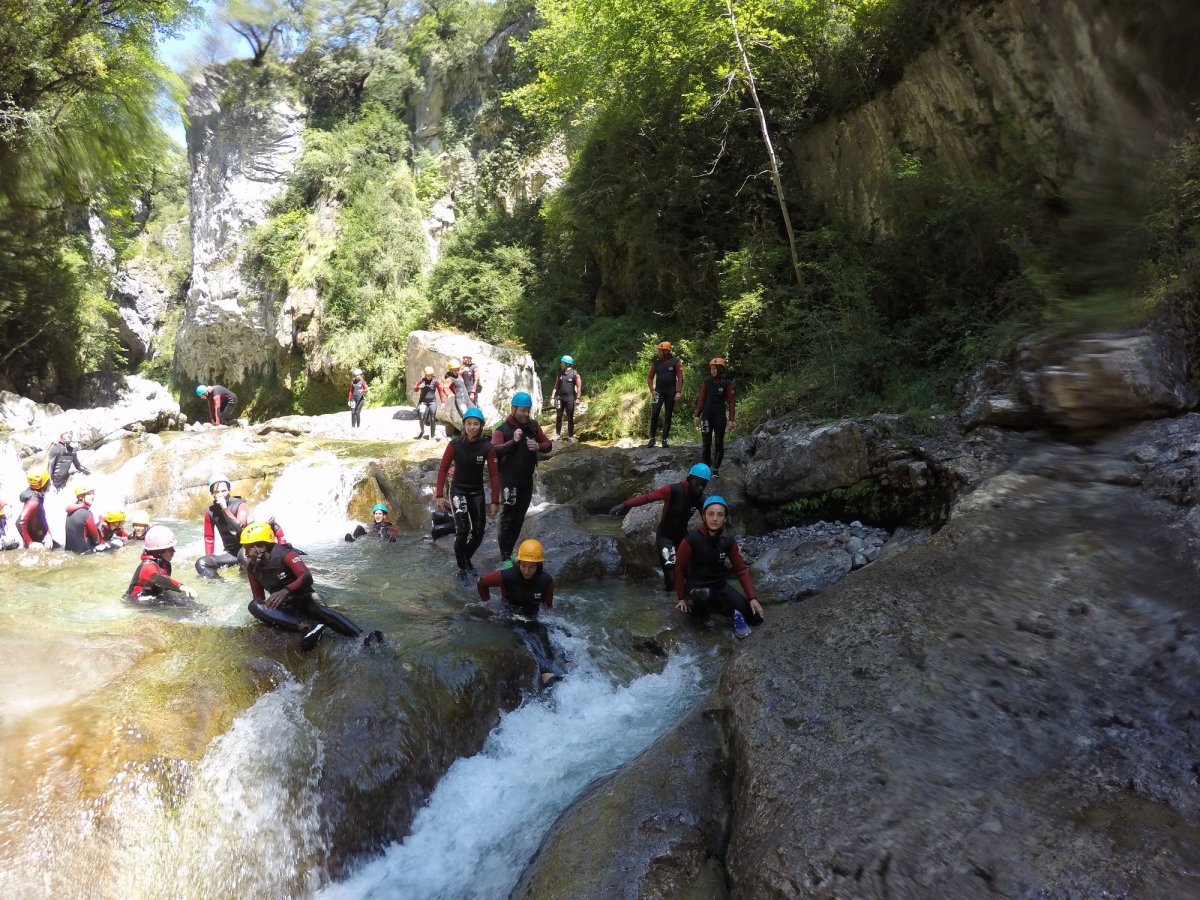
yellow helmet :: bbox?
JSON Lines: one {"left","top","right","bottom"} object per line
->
{"left": 74, "top": 484, "right": 94, "bottom": 499}
{"left": 447, "top": 359, "right": 461, "bottom": 371}
{"left": 516, "top": 539, "right": 544, "bottom": 563}
{"left": 105, "top": 510, "right": 126, "bottom": 523}
{"left": 423, "top": 366, "right": 434, "bottom": 376}
{"left": 239, "top": 521, "right": 276, "bottom": 545}
{"left": 26, "top": 468, "right": 50, "bottom": 490}
{"left": 129, "top": 510, "right": 150, "bottom": 526}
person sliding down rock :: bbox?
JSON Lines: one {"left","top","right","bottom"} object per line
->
{"left": 124, "top": 525, "right": 199, "bottom": 607}
{"left": 475, "top": 539, "right": 562, "bottom": 685}
{"left": 436, "top": 407, "right": 500, "bottom": 586}
{"left": 610, "top": 462, "right": 710, "bottom": 592}
{"left": 675, "top": 496, "right": 764, "bottom": 639}
{"left": 242, "top": 521, "right": 384, "bottom": 652}
{"left": 346, "top": 504, "right": 399, "bottom": 542}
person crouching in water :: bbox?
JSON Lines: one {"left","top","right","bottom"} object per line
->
{"left": 127, "top": 511, "right": 150, "bottom": 542}
{"left": 65, "top": 485, "right": 118, "bottom": 553}
{"left": 675, "top": 496, "right": 764, "bottom": 638}
{"left": 124, "top": 525, "right": 198, "bottom": 606}
{"left": 346, "top": 503, "right": 399, "bottom": 542}
{"left": 196, "top": 474, "right": 248, "bottom": 578}
{"left": 476, "top": 539, "right": 561, "bottom": 685}
{"left": 436, "top": 407, "right": 499, "bottom": 585}
{"left": 98, "top": 510, "right": 129, "bottom": 543}
{"left": 241, "top": 522, "right": 383, "bottom": 651}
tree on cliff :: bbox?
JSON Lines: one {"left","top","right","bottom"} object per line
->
{"left": 220, "top": 0, "right": 310, "bottom": 65}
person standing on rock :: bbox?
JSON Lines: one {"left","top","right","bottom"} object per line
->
{"left": 443, "top": 360, "right": 471, "bottom": 424}
{"left": 646, "top": 341, "right": 683, "bottom": 448}
{"left": 347, "top": 368, "right": 369, "bottom": 428}
{"left": 675, "top": 495, "right": 763, "bottom": 638}
{"left": 241, "top": 521, "right": 383, "bottom": 651}
{"left": 17, "top": 468, "right": 57, "bottom": 549}
{"left": 436, "top": 407, "right": 500, "bottom": 585}
{"left": 196, "top": 384, "right": 238, "bottom": 426}
{"left": 609, "top": 462, "right": 711, "bottom": 592}
{"left": 413, "top": 366, "right": 446, "bottom": 439}
{"left": 492, "top": 391, "right": 552, "bottom": 566}
{"left": 195, "top": 474, "right": 250, "bottom": 578}
{"left": 46, "top": 431, "right": 90, "bottom": 492}
{"left": 460, "top": 354, "right": 481, "bottom": 406}
{"left": 124, "top": 525, "right": 199, "bottom": 607}
{"left": 552, "top": 355, "right": 582, "bottom": 442}
{"left": 64, "top": 485, "right": 116, "bottom": 553}
{"left": 693, "top": 358, "right": 736, "bottom": 478}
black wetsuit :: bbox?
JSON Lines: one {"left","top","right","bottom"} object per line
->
{"left": 696, "top": 376, "right": 734, "bottom": 472}
{"left": 492, "top": 415, "right": 551, "bottom": 562}
{"left": 460, "top": 363, "right": 480, "bottom": 404}
{"left": 64, "top": 503, "right": 103, "bottom": 553}
{"left": 347, "top": 520, "right": 398, "bottom": 542}
{"left": 125, "top": 553, "right": 189, "bottom": 605}
{"left": 415, "top": 376, "right": 441, "bottom": 436}
{"left": 209, "top": 386, "right": 238, "bottom": 425}
{"left": 678, "top": 526, "right": 763, "bottom": 626}
{"left": 439, "top": 435, "right": 498, "bottom": 572}
{"left": 648, "top": 356, "right": 682, "bottom": 444}
{"left": 246, "top": 543, "right": 362, "bottom": 637}
{"left": 554, "top": 366, "right": 580, "bottom": 438}
{"left": 48, "top": 441, "right": 89, "bottom": 491}
{"left": 348, "top": 376, "right": 368, "bottom": 428}
{"left": 498, "top": 566, "right": 555, "bottom": 617}
{"left": 622, "top": 479, "right": 704, "bottom": 590}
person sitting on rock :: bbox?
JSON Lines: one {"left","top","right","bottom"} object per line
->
{"left": 196, "top": 384, "right": 238, "bottom": 426}
{"left": 413, "top": 366, "right": 446, "bottom": 440}
{"left": 610, "top": 462, "right": 711, "bottom": 592}
{"left": 348, "top": 368, "right": 369, "bottom": 428}
{"left": 443, "top": 360, "right": 471, "bottom": 423}
{"left": 675, "top": 495, "right": 764, "bottom": 639}
{"left": 460, "top": 354, "right": 481, "bottom": 406}
{"left": 127, "top": 510, "right": 150, "bottom": 542}
{"left": 436, "top": 407, "right": 500, "bottom": 585}
{"left": 241, "top": 521, "right": 383, "bottom": 652}
{"left": 552, "top": 355, "right": 582, "bottom": 442}
{"left": 346, "top": 503, "right": 399, "bottom": 543}
{"left": 492, "top": 390, "right": 552, "bottom": 567}
{"left": 98, "top": 510, "right": 129, "bottom": 542}
{"left": 65, "top": 484, "right": 118, "bottom": 553}
{"left": 476, "top": 539, "right": 555, "bottom": 618}
{"left": 47, "top": 431, "right": 90, "bottom": 492}
{"left": 16, "top": 469, "right": 57, "bottom": 549}
{"left": 0, "top": 503, "right": 22, "bottom": 550}
{"left": 196, "top": 474, "right": 249, "bottom": 578}
{"left": 124, "top": 525, "right": 198, "bottom": 607}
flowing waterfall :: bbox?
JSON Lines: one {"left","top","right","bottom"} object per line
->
{"left": 255, "top": 452, "right": 365, "bottom": 547}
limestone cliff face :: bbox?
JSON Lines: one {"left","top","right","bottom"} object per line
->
{"left": 174, "top": 66, "right": 305, "bottom": 385}
{"left": 789, "top": 0, "right": 1200, "bottom": 227}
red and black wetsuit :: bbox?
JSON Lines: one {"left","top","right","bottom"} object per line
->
{"left": 99, "top": 519, "right": 129, "bottom": 542}
{"left": 17, "top": 487, "right": 50, "bottom": 547}
{"left": 348, "top": 375, "right": 369, "bottom": 428}
{"left": 413, "top": 376, "right": 446, "bottom": 437}
{"left": 647, "top": 355, "right": 684, "bottom": 444}
{"left": 492, "top": 414, "right": 552, "bottom": 561}
{"left": 695, "top": 376, "right": 735, "bottom": 472}
{"left": 125, "top": 552, "right": 187, "bottom": 605}
{"left": 64, "top": 502, "right": 102, "bottom": 553}
{"left": 436, "top": 435, "right": 500, "bottom": 572}
{"left": 552, "top": 365, "right": 581, "bottom": 438}
{"left": 246, "top": 543, "right": 362, "bottom": 637}
{"left": 477, "top": 565, "right": 555, "bottom": 617}
{"left": 206, "top": 385, "right": 238, "bottom": 425}
{"left": 622, "top": 479, "right": 705, "bottom": 590}
{"left": 196, "top": 496, "right": 250, "bottom": 578}
{"left": 675, "top": 524, "right": 762, "bottom": 625}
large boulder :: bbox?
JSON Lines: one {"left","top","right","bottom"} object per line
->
{"left": 524, "top": 504, "right": 623, "bottom": 583}
{"left": 0, "top": 392, "right": 64, "bottom": 432}
{"left": 405, "top": 331, "right": 542, "bottom": 432}
{"left": 174, "top": 65, "right": 305, "bottom": 385}
{"left": 744, "top": 420, "right": 872, "bottom": 504}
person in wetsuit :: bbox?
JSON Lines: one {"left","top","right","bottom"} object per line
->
{"left": 460, "top": 354, "right": 481, "bottom": 406}
{"left": 0, "top": 503, "right": 21, "bottom": 550}
{"left": 413, "top": 366, "right": 446, "bottom": 439}
{"left": 552, "top": 356, "right": 582, "bottom": 441}
{"left": 693, "top": 357, "right": 736, "bottom": 478}
{"left": 646, "top": 341, "right": 684, "bottom": 448}
{"left": 347, "top": 368, "right": 369, "bottom": 428}
{"left": 443, "top": 360, "right": 471, "bottom": 423}
{"left": 675, "top": 495, "right": 764, "bottom": 638}
{"left": 16, "top": 469, "right": 57, "bottom": 549}
{"left": 124, "top": 525, "right": 198, "bottom": 606}
{"left": 98, "top": 510, "right": 129, "bottom": 542}
{"left": 435, "top": 407, "right": 500, "bottom": 585}
{"left": 492, "top": 391, "right": 552, "bottom": 566}
{"left": 64, "top": 485, "right": 117, "bottom": 553}
{"left": 241, "top": 521, "right": 383, "bottom": 651}
{"left": 476, "top": 539, "right": 555, "bottom": 617}
{"left": 196, "top": 474, "right": 249, "bottom": 578}
{"left": 47, "top": 431, "right": 90, "bottom": 492}
{"left": 196, "top": 384, "right": 238, "bottom": 425}
{"left": 610, "top": 462, "right": 710, "bottom": 592}
{"left": 127, "top": 510, "right": 150, "bottom": 542}
{"left": 346, "top": 503, "right": 399, "bottom": 542}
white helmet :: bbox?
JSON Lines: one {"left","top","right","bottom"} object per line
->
{"left": 353, "top": 368, "right": 363, "bottom": 376}
{"left": 143, "top": 525, "right": 177, "bottom": 552}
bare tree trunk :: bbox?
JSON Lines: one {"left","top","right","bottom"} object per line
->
{"left": 724, "top": 0, "right": 804, "bottom": 287}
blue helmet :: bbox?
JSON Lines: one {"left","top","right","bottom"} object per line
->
{"left": 689, "top": 463, "right": 712, "bottom": 481}
{"left": 195, "top": 385, "right": 208, "bottom": 396}
{"left": 561, "top": 355, "right": 574, "bottom": 365}
{"left": 703, "top": 495, "right": 727, "bottom": 511}
{"left": 372, "top": 503, "right": 389, "bottom": 513}
{"left": 463, "top": 407, "right": 485, "bottom": 423}
{"left": 511, "top": 391, "right": 533, "bottom": 408}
